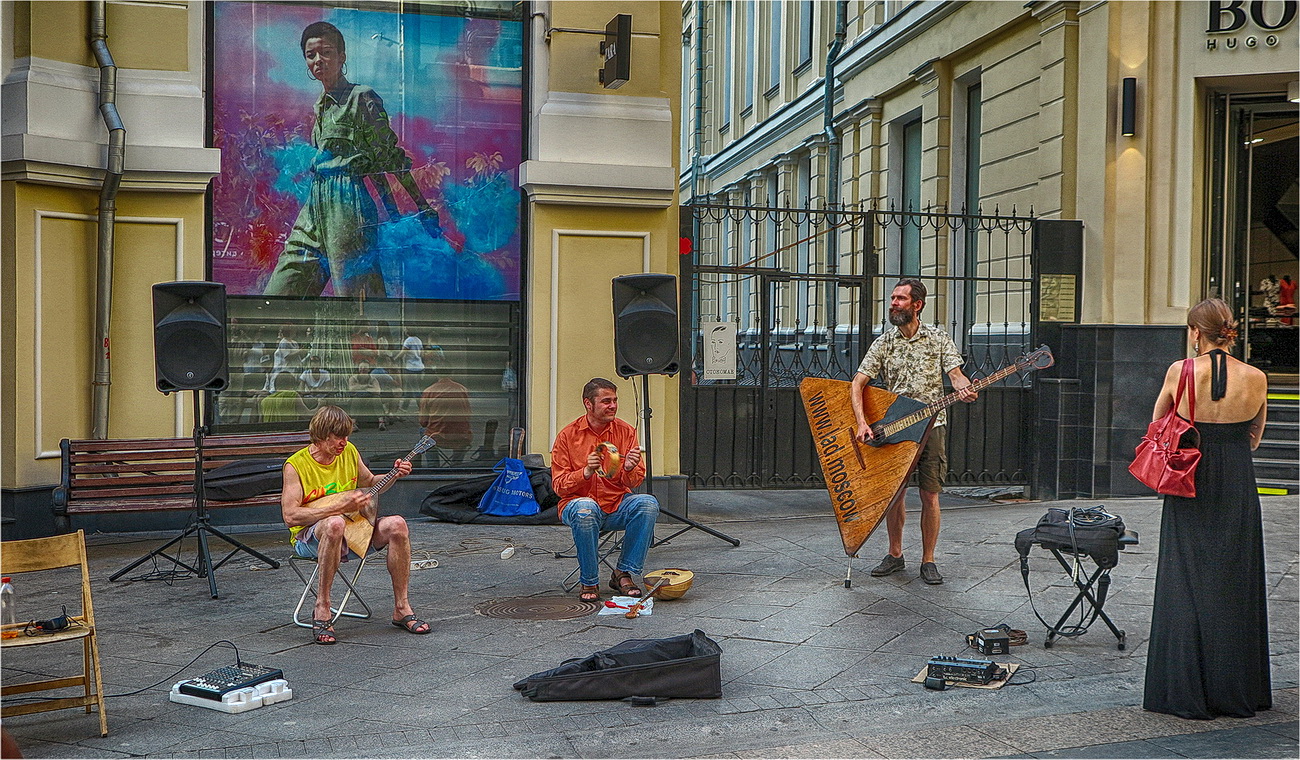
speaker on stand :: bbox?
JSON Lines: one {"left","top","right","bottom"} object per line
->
{"left": 611, "top": 275, "right": 739, "bottom": 549}
{"left": 110, "top": 281, "right": 280, "bottom": 598}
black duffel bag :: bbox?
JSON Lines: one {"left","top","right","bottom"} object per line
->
{"left": 419, "top": 465, "right": 560, "bottom": 525}
{"left": 204, "top": 459, "right": 285, "bottom": 501}
{"left": 514, "top": 629, "right": 722, "bottom": 703}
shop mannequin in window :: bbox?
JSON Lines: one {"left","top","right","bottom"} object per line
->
{"left": 1278, "top": 274, "right": 1296, "bottom": 326}
{"left": 1259, "top": 274, "right": 1281, "bottom": 318}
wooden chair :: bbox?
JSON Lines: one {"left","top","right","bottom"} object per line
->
{"left": 1, "top": 530, "right": 107, "bottom": 737}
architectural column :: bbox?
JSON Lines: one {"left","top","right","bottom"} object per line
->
{"left": 911, "top": 58, "right": 953, "bottom": 316}
{"left": 1031, "top": 1, "right": 1080, "bottom": 221}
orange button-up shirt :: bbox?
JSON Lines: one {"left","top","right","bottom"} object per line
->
{"left": 551, "top": 415, "right": 645, "bottom": 515}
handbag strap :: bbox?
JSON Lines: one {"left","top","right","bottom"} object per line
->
{"left": 1173, "top": 358, "right": 1196, "bottom": 423}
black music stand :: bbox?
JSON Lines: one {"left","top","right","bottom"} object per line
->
{"left": 633, "top": 376, "right": 739, "bottom": 548}
{"left": 109, "top": 391, "right": 281, "bottom": 598}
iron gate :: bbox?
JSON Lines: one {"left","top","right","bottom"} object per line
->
{"left": 680, "top": 202, "right": 1040, "bottom": 490}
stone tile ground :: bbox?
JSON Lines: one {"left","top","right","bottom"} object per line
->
{"left": 3, "top": 491, "right": 1296, "bottom": 758}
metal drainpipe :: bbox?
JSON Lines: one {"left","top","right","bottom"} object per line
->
{"left": 90, "top": 0, "right": 125, "bottom": 439}
{"left": 691, "top": 0, "right": 706, "bottom": 203}
{"left": 823, "top": 0, "right": 847, "bottom": 277}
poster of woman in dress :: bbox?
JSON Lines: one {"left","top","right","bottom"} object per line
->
{"left": 210, "top": 2, "right": 523, "bottom": 301}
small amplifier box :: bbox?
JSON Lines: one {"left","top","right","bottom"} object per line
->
{"left": 926, "top": 655, "right": 1003, "bottom": 686}
{"left": 976, "top": 628, "right": 1010, "bottom": 656}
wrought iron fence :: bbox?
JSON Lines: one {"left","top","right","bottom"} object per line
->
{"left": 681, "top": 202, "right": 1038, "bottom": 489}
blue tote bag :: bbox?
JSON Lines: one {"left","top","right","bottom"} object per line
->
{"left": 477, "top": 458, "right": 541, "bottom": 517}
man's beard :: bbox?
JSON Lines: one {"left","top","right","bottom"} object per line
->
{"left": 888, "top": 307, "right": 916, "bottom": 327}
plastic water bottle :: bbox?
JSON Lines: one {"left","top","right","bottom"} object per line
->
{"left": 1, "top": 577, "right": 17, "bottom": 639}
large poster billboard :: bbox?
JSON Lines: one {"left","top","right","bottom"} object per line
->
{"left": 210, "top": 2, "right": 523, "bottom": 300}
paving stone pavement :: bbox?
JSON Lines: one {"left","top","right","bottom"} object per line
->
{"left": 2, "top": 490, "right": 1296, "bottom": 759}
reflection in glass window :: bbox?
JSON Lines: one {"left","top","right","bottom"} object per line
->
{"left": 208, "top": 2, "right": 525, "bottom": 472}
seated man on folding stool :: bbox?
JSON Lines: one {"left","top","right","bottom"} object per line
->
{"left": 281, "top": 405, "right": 427, "bottom": 644}
{"left": 551, "top": 378, "right": 659, "bottom": 602}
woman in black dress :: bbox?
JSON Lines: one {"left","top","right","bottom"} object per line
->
{"left": 1143, "top": 298, "right": 1272, "bottom": 719}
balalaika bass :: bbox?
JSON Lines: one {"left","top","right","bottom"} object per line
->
{"left": 800, "top": 345, "right": 1054, "bottom": 556}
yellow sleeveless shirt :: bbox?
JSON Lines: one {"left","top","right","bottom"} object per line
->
{"left": 285, "top": 442, "right": 359, "bottom": 544}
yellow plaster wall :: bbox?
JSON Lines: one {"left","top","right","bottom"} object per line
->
{"left": 18, "top": 0, "right": 189, "bottom": 72}
{"left": 3, "top": 183, "right": 206, "bottom": 488}
{"left": 546, "top": 1, "right": 664, "bottom": 99}
{"left": 526, "top": 206, "right": 681, "bottom": 474}
{"left": 526, "top": 2, "right": 681, "bottom": 472}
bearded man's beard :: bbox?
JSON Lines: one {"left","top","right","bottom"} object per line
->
{"left": 888, "top": 307, "right": 916, "bottom": 327}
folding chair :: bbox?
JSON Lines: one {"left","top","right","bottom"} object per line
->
{"left": 557, "top": 532, "right": 623, "bottom": 592}
{"left": 1, "top": 530, "right": 108, "bottom": 737}
{"left": 289, "top": 549, "right": 382, "bottom": 629}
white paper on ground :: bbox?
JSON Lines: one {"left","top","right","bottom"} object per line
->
{"left": 597, "top": 595, "right": 654, "bottom": 616}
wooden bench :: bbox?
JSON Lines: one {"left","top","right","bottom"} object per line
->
{"left": 53, "top": 431, "right": 311, "bottom": 532}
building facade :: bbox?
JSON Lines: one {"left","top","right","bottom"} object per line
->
{"left": 679, "top": 0, "right": 1297, "bottom": 498}
{"left": 1, "top": 0, "right": 684, "bottom": 537}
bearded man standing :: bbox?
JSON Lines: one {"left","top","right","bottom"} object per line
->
{"left": 849, "top": 278, "right": 977, "bottom": 585}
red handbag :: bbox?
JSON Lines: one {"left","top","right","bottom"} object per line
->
{"left": 1129, "top": 358, "right": 1201, "bottom": 498}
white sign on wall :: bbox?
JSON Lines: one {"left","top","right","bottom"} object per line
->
{"left": 701, "top": 322, "right": 738, "bottom": 380}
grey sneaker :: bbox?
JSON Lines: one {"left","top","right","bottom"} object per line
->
{"left": 920, "top": 562, "right": 944, "bottom": 585}
{"left": 870, "top": 554, "right": 906, "bottom": 577}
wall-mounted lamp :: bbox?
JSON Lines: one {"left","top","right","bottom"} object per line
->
{"left": 1289, "top": 80, "right": 1299, "bottom": 104}
{"left": 1120, "top": 77, "right": 1137, "bottom": 137}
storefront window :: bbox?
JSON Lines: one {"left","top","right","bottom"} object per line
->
{"left": 206, "top": 1, "right": 525, "bottom": 471}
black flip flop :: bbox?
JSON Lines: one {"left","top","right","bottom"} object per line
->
{"left": 392, "top": 614, "right": 431, "bottom": 634}
{"left": 312, "top": 619, "right": 336, "bottom": 645}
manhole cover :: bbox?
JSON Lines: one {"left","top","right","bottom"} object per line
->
{"left": 475, "top": 597, "right": 600, "bottom": 620}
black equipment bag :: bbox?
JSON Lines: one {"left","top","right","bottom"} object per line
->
{"left": 203, "top": 458, "right": 285, "bottom": 501}
{"left": 1015, "top": 506, "right": 1126, "bottom": 569}
{"left": 513, "top": 629, "right": 722, "bottom": 702}
{"left": 419, "top": 466, "right": 560, "bottom": 525}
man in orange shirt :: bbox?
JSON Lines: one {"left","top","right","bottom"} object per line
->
{"left": 551, "top": 378, "right": 659, "bottom": 602}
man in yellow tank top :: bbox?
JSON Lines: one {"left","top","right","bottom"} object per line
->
{"left": 281, "top": 405, "right": 425, "bottom": 644}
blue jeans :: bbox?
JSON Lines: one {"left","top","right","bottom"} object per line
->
{"left": 561, "top": 494, "right": 659, "bottom": 587}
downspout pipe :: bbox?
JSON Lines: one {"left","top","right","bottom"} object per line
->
{"left": 823, "top": 0, "right": 847, "bottom": 277}
{"left": 691, "top": 0, "right": 706, "bottom": 204}
{"left": 90, "top": 0, "right": 125, "bottom": 439}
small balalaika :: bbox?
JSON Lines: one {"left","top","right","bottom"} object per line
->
{"left": 341, "top": 435, "right": 435, "bottom": 557}
{"left": 800, "top": 345, "right": 1054, "bottom": 556}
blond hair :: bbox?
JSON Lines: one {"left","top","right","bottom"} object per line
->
{"left": 308, "top": 405, "right": 354, "bottom": 443}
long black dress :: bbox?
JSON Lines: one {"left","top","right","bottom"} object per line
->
{"left": 1143, "top": 418, "right": 1272, "bottom": 719}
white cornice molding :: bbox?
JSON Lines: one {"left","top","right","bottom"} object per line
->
{"left": 525, "top": 90, "right": 676, "bottom": 207}
{"left": 520, "top": 160, "right": 676, "bottom": 208}
{"left": 2, "top": 56, "right": 219, "bottom": 190}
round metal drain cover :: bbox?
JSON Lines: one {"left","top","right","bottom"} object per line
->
{"left": 475, "top": 596, "right": 599, "bottom": 620}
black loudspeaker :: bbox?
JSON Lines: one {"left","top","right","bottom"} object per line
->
{"left": 612, "top": 274, "right": 679, "bottom": 377}
{"left": 152, "top": 281, "right": 229, "bottom": 393}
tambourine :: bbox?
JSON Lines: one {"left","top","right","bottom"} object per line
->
{"left": 596, "top": 442, "right": 621, "bottom": 478}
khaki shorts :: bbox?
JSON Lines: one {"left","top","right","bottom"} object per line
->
{"left": 916, "top": 426, "right": 947, "bottom": 494}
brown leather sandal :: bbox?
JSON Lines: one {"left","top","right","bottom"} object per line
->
{"left": 609, "top": 571, "right": 642, "bottom": 597}
{"left": 578, "top": 584, "right": 600, "bottom": 602}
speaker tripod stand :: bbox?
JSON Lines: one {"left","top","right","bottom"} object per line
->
{"left": 631, "top": 375, "right": 739, "bottom": 549}
{"left": 109, "top": 391, "right": 281, "bottom": 598}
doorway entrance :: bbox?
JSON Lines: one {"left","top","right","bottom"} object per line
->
{"left": 1207, "top": 92, "right": 1299, "bottom": 373}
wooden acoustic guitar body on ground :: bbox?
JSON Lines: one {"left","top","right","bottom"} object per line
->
{"left": 800, "top": 377, "right": 933, "bottom": 557}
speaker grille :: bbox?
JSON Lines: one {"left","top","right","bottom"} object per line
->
{"left": 612, "top": 274, "right": 680, "bottom": 378}
{"left": 157, "top": 323, "right": 226, "bottom": 391}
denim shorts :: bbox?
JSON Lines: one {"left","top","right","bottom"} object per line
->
{"left": 292, "top": 522, "right": 358, "bottom": 561}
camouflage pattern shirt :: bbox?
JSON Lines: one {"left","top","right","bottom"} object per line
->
{"left": 856, "top": 322, "right": 964, "bottom": 427}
